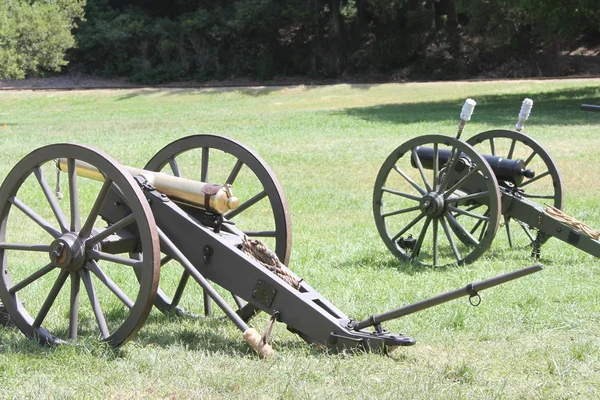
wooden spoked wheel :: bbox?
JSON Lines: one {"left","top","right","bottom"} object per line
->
{"left": 0, "top": 144, "right": 160, "bottom": 347}
{"left": 142, "top": 135, "right": 291, "bottom": 318}
{"left": 467, "top": 129, "right": 564, "bottom": 248}
{"left": 373, "top": 135, "right": 501, "bottom": 267}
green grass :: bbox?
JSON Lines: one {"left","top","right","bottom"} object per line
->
{"left": 1, "top": 80, "right": 600, "bottom": 399}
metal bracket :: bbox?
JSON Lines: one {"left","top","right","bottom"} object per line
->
{"left": 252, "top": 280, "right": 277, "bottom": 308}
{"left": 568, "top": 230, "right": 580, "bottom": 245}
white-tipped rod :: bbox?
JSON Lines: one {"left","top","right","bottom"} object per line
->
{"left": 457, "top": 98, "right": 476, "bottom": 139}
{"left": 515, "top": 98, "right": 533, "bottom": 132}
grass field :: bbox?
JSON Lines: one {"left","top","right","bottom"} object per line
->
{"left": 0, "top": 79, "right": 599, "bottom": 399}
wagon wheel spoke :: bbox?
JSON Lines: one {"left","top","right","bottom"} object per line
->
{"left": 489, "top": 138, "right": 496, "bottom": 156}
{"left": 69, "top": 271, "right": 80, "bottom": 340}
{"left": 225, "top": 191, "right": 267, "bottom": 220}
{"left": 411, "top": 149, "right": 432, "bottom": 192}
{"left": 168, "top": 157, "right": 181, "bottom": 177}
{"left": 79, "top": 178, "right": 113, "bottom": 239}
{"left": 243, "top": 230, "right": 277, "bottom": 238}
{"left": 517, "top": 221, "right": 536, "bottom": 243}
{"left": 440, "top": 216, "right": 461, "bottom": 261}
{"left": 9, "top": 263, "right": 56, "bottom": 294}
{"left": 445, "top": 212, "right": 479, "bottom": 247}
{"left": 432, "top": 143, "right": 439, "bottom": 190}
{"left": 9, "top": 196, "right": 61, "bottom": 238}
{"left": 393, "top": 165, "right": 426, "bottom": 196}
{"left": 87, "top": 260, "right": 134, "bottom": 308}
{"left": 506, "top": 139, "right": 517, "bottom": 160}
{"left": 446, "top": 191, "right": 490, "bottom": 203}
{"left": 432, "top": 218, "right": 439, "bottom": 266}
{"left": 443, "top": 166, "right": 480, "bottom": 198}
{"left": 79, "top": 269, "right": 109, "bottom": 339}
{"left": 33, "top": 269, "right": 69, "bottom": 328}
{"left": 478, "top": 220, "right": 489, "bottom": 242}
{"left": 226, "top": 160, "right": 244, "bottom": 185}
{"left": 520, "top": 170, "right": 551, "bottom": 187}
{"left": 67, "top": 158, "right": 81, "bottom": 232}
{"left": 470, "top": 209, "right": 490, "bottom": 235}
{"left": 34, "top": 166, "right": 69, "bottom": 233}
{"left": 438, "top": 148, "right": 461, "bottom": 193}
{"left": 160, "top": 255, "right": 172, "bottom": 266}
{"left": 391, "top": 213, "right": 425, "bottom": 242}
{"left": 463, "top": 203, "right": 484, "bottom": 213}
{"left": 0, "top": 243, "right": 51, "bottom": 252}
{"left": 521, "top": 193, "right": 556, "bottom": 200}
{"left": 381, "top": 187, "right": 421, "bottom": 202}
{"left": 201, "top": 147, "right": 209, "bottom": 182}
{"left": 170, "top": 270, "right": 191, "bottom": 309}
{"left": 382, "top": 205, "right": 421, "bottom": 218}
{"left": 505, "top": 215, "right": 514, "bottom": 248}
{"left": 523, "top": 151, "right": 536, "bottom": 167}
{"left": 85, "top": 214, "right": 136, "bottom": 248}
{"left": 447, "top": 205, "right": 489, "bottom": 221}
{"left": 411, "top": 217, "right": 431, "bottom": 259}
{"left": 87, "top": 249, "right": 142, "bottom": 268}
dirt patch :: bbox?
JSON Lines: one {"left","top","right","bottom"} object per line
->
{"left": 0, "top": 75, "right": 137, "bottom": 90}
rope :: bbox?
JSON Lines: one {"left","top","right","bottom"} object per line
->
{"left": 544, "top": 205, "right": 600, "bottom": 241}
{"left": 241, "top": 239, "right": 300, "bottom": 289}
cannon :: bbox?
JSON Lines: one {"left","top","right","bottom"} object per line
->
{"left": 0, "top": 134, "right": 541, "bottom": 354}
{"left": 374, "top": 99, "right": 600, "bottom": 267}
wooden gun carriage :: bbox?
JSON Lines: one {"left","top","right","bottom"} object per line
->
{"left": 0, "top": 132, "right": 540, "bottom": 355}
{"left": 374, "top": 101, "right": 600, "bottom": 267}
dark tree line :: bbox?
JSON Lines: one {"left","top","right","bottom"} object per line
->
{"left": 66, "top": 0, "right": 600, "bottom": 82}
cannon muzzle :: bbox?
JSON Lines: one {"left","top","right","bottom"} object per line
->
{"left": 412, "top": 146, "right": 535, "bottom": 186}
{"left": 56, "top": 158, "right": 239, "bottom": 214}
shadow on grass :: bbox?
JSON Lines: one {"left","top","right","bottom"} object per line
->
{"left": 115, "top": 86, "right": 288, "bottom": 101}
{"left": 113, "top": 84, "right": 600, "bottom": 127}
{"left": 334, "top": 86, "right": 600, "bottom": 128}
{"left": 330, "top": 244, "right": 555, "bottom": 276}
{"left": 133, "top": 313, "right": 311, "bottom": 356}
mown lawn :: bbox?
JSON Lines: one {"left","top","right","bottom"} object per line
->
{"left": 0, "top": 79, "right": 599, "bottom": 399}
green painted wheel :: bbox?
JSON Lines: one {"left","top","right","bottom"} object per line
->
{"left": 0, "top": 144, "right": 159, "bottom": 347}
{"left": 374, "top": 135, "right": 501, "bottom": 267}
{"left": 142, "top": 135, "right": 291, "bottom": 319}
{"left": 467, "top": 129, "right": 563, "bottom": 248}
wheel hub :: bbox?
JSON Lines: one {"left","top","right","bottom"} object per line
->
{"left": 419, "top": 192, "right": 445, "bottom": 217}
{"left": 49, "top": 233, "right": 86, "bottom": 271}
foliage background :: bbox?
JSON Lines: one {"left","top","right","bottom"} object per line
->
{"left": 2, "top": 0, "right": 599, "bottom": 83}
{"left": 69, "top": 0, "right": 600, "bottom": 83}
{"left": 0, "top": 0, "right": 85, "bottom": 80}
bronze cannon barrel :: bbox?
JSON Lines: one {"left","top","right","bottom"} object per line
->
{"left": 56, "top": 158, "right": 239, "bottom": 214}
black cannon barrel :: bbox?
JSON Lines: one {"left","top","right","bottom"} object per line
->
{"left": 581, "top": 104, "right": 600, "bottom": 113}
{"left": 353, "top": 264, "right": 543, "bottom": 331}
{"left": 412, "top": 146, "right": 534, "bottom": 186}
